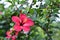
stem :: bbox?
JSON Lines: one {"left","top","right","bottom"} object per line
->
{"left": 24, "top": 34, "right": 28, "bottom": 40}
{"left": 24, "top": 31, "right": 30, "bottom": 40}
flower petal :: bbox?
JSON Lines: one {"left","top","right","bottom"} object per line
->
{"left": 23, "top": 26, "right": 30, "bottom": 33}
{"left": 15, "top": 31, "right": 19, "bottom": 36}
{"left": 12, "top": 16, "right": 21, "bottom": 25}
{"left": 6, "top": 36, "right": 11, "bottom": 39}
{"left": 6, "top": 31, "right": 12, "bottom": 36}
{"left": 23, "top": 18, "right": 34, "bottom": 27}
{"left": 19, "top": 14, "right": 27, "bottom": 23}
{"left": 14, "top": 25, "right": 22, "bottom": 32}
{"left": 6, "top": 31, "right": 12, "bottom": 38}
{"left": 12, "top": 35, "right": 16, "bottom": 40}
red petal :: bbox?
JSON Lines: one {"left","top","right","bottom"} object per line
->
{"left": 12, "top": 35, "right": 16, "bottom": 40}
{"left": 23, "top": 18, "right": 34, "bottom": 27}
{"left": 19, "top": 14, "right": 27, "bottom": 23}
{"left": 14, "top": 25, "right": 22, "bottom": 32}
{"left": 6, "top": 31, "right": 12, "bottom": 39}
{"left": 15, "top": 31, "right": 19, "bottom": 36}
{"left": 6, "top": 31, "right": 12, "bottom": 36}
{"left": 23, "top": 26, "right": 30, "bottom": 33}
{"left": 12, "top": 16, "right": 21, "bottom": 25}
{"left": 6, "top": 36, "right": 11, "bottom": 39}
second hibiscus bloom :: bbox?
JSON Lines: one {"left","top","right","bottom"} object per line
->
{"left": 12, "top": 13, "right": 34, "bottom": 33}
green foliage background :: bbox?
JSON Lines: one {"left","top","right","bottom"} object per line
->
{"left": 0, "top": 0, "right": 60, "bottom": 40}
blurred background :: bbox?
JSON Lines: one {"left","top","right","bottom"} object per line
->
{"left": 0, "top": 0, "right": 60, "bottom": 40}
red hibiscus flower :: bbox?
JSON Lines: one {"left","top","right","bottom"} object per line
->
{"left": 12, "top": 13, "right": 34, "bottom": 33}
{"left": 6, "top": 29, "right": 18, "bottom": 40}
{"left": 6, "top": 30, "right": 12, "bottom": 38}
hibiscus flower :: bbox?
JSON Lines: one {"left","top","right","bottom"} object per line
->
{"left": 12, "top": 13, "right": 34, "bottom": 33}
{"left": 6, "top": 30, "right": 18, "bottom": 40}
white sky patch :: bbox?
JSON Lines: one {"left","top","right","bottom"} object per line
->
{"left": 19, "top": 0, "right": 22, "bottom": 1}
{"left": 55, "top": 13, "right": 60, "bottom": 22}
{"left": 57, "top": 14, "right": 60, "bottom": 17}
{"left": 32, "top": 1, "right": 41, "bottom": 9}
{"left": 15, "top": 2, "right": 18, "bottom": 5}
{"left": 17, "top": 4, "right": 21, "bottom": 8}
{"left": 12, "top": 4, "right": 21, "bottom": 10}
{"left": 15, "top": 2, "right": 21, "bottom": 8}
{"left": 0, "top": 0, "right": 6, "bottom": 4}
{"left": 4, "top": 2, "right": 11, "bottom": 8}
{"left": 58, "top": 10, "right": 60, "bottom": 13}
{"left": 27, "top": 0, "right": 33, "bottom": 6}
{"left": 56, "top": 14, "right": 60, "bottom": 22}
{"left": 56, "top": 17, "right": 60, "bottom": 22}
{"left": 41, "top": 0, "right": 45, "bottom": 5}
{"left": 23, "top": 4, "right": 27, "bottom": 8}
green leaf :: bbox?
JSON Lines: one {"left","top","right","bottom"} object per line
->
{"left": 0, "top": 15, "right": 2, "bottom": 19}
{"left": 0, "top": 4, "right": 4, "bottom": 11}
{"left": 36, "top": 27, "right": 45, "bottom": 38}
{"left": 33, "top": 0, "right": 36, "bottom": 4}
{"left": 45, "top": 0, "right": 50, "bottom": 5}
